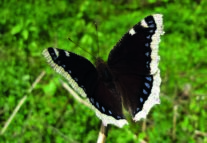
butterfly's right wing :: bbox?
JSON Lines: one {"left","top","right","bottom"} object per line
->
{"left": 107, "top": 14, "right": 164, "bottom": 121}
{"left": 43, "top": 48, "right": 127, "bottom": 127}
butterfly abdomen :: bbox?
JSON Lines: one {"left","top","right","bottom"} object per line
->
{"left": 95, "top": 58, "right": 117, "bottom": 91}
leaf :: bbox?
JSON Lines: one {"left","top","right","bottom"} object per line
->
{"left": 43, "top": 80, "right": 57, "bottom": 96}
{"left": 21, "top": 29, "right": 29, "bottom": 40}
{"left": 11, "top": 23, "right": 23, "bottom": 35}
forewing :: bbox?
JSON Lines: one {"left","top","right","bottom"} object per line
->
{"left": 43, "top": 47, "right": 98, "bottom": 97}
{"left": 107, "top": 14, "right": 164, "bottom": 121}
{"left": 43, "top": 47, "right": 127, "bottom": 127}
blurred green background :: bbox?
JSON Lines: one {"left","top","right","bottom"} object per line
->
{"left": 0, "top": 0, "right": 207, "bottom": 142}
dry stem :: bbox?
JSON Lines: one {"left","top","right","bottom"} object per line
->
{"left": 0, "top": 71, "right": 45, "bottom": 135}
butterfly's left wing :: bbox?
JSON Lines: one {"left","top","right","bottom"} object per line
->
{"left": 43, "top": 48, "right": 128, "bottom": 127}
{"left": 107, "top": 14, "right": 164, "bottom": 121}
{"left": 43, "top": 48, "right": 98, "bottom": 97}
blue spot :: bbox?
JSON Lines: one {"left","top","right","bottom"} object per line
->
{"left": 148, "top": 20, "right": 153, "bottom": 24}
{"left": 117, "top": 116, "right": 121, "bottom": 119}
{"left": 140, "top": 97, "right": 143, "bottom": 103}
{"left": 143, "top": 89, "right": 148, "bottom": 95}
{"left": 146, "top": 35, "right": 151, "bottom": 39}
{"left": 51, "top": 52, "right": 55, "bottom": 56}
{"left": 74, "top": 78, "right": 78, "bottom": 82}
{"left": 62, "top": 64, "right": 66, "bottom": 68}
{"left": 145, "top": 52, "right": 149, "bottom": 57}
{"left": 102, "top": 106, "right": 105, "bottom": 112}
{"left": 146, "top": 76, "right": 152, "bottom": 81}
{"left": 90, "top": 98, "right": 94, "bottom": 104}
{"left": 149, "top": 24, "right": 155, "bottom": 28}
{"left": 145, "top": 43, "right": 149, "bottom": 47}
{"left": 149, "top": 30, "right": 154, "bottom": 33}
{"left": 145, "top": 82, "right": 150, "bottom": 89}
{"left": 96, "top": 102, "right": 99, "bottom": 108}
{"left": 109, "top": 110, "right": 112, "bottom": 115}
{"left": 53, "top": 56, "right": 58, "bottom": 61}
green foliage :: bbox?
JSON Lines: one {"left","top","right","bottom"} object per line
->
{"left": 0, "top": 0, "right": 207, "bottom": 142}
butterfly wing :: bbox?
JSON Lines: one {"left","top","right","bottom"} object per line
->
{"left": 43, "top": 48, "right": 127, "bottom": 127}
{"left": 43, "top": 48, "right": 98, "bottom": 97}
{"left": 91, "top": 79, "right": 127, "bottom": 127}
{"left": 107, "top": 14, "right": 164, "bottom": 121}
{"left": 43, "top": 14, "right": 164, "bottom": 127}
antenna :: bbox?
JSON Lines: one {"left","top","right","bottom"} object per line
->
{"left": 94, "top": 22, "right": 100, "bottom": 58}
{"left": 68, "top": 37, "right": 96, "bottom": 60}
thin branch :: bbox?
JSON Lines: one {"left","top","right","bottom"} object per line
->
{"left": 47, "top": 124, "right": 78, "bottom": 143}
{"left": 173, "top": 105, "right": 178, "bottom": 140}
{"left": 28, "top": 71, "right": 45, "bottom": 93}
{"left": 60, "top": 80, "right": 108, "bottom": 142}
{"left": 0, "top": 96, "right": 27, "bottom": 135}
{"left": 142, "top": 119, "right": 147, "bottom": 132}
{"left": 97, "top": 123, "right": 108, "bottom": 143}
{"left": 194, "top": 130, "right": 207, "bottom": 137}
{"left": 60, "top": 80, "right": 91, "bottom": 108}
{"left": 0, "top": 71, "right": 45, "bottom": 135}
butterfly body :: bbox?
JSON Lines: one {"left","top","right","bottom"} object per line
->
{"left": 43, "top": 14, "right": 164, "bottom": 128}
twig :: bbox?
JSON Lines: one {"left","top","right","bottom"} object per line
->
{"left": 28, "top": 71, "right": 45, "bottom": 93}
{"left": 194, "top": 130, "right": 207, "bottom": 137}
{"left": 172, "top": 105, "right": 178, "bottom": 140}
{"left": 47, "top": 124, "right": 78, "bottom": 143}
{"left": 60, "top": 80, "right": 108, "bottom": 142}
{"left": 0, "top": 96, "right": 27, "bottom": 135}
{"left": 60, "top": 80, "right": 91, "bottom": 108}
{"left": 0, "top": 71, "right": 45, "bottom": 135}
{"left": 97, "top": 123, "right": 108, "bottom": 143}
{"left": 142, "top": 119, "right": 146, "bottom": 132}
{"left": 140, "top": 139, "right": 147, "bottom": 143}
{"left": 60, "top": 80, "right": 110, "bottom": 143}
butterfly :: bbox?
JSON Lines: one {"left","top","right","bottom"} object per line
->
{"left": 43, "top": 14, "right": 164, "bottom": 128}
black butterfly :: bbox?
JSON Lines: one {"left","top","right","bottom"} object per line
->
{"left": 43, "top": 14, "right": 164, "bottom": 128}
